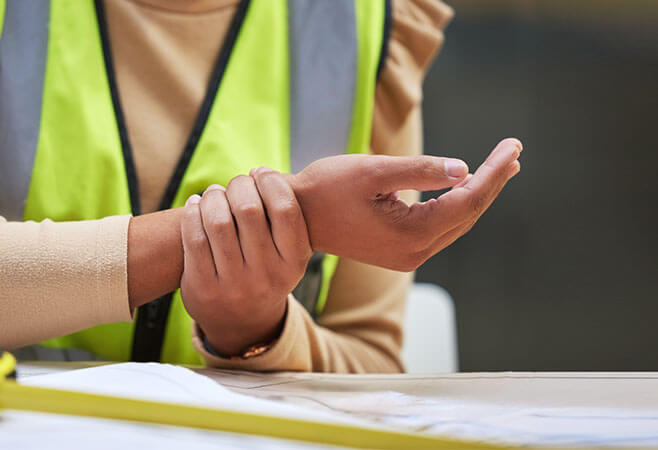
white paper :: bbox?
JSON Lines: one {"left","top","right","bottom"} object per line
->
{"left": 202, "top": 369, "right": 658, "bottom": 448}
{"left": 0, "top": 410, "right": 343, "bottom": 450}
{"left": 18, "top": 362, "right": 364, "bottom": 426}
{"left": 10, "top": 364, "right": 658, "bottom": 448}
{"left": 3, "top": 363, "right": 366, "bottom": 450}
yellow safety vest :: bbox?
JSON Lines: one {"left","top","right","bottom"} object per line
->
{"left": 0, "top": 0, "right": 389, "bottom": 363}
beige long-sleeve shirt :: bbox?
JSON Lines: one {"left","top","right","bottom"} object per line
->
{"left": 0, "top": 0, "right": 453, "bottom": 372}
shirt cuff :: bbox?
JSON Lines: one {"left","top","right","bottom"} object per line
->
{"left": 192, "top": 294, "right": 312, "bottom": 372}
{"left": 97, "top": 214, "right": 133, "bottom": 323}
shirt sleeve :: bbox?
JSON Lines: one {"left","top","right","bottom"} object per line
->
{"left": 0, "top": 215, "right": 133, "bottom": 349}
{"left": 194, "top": 0, "right": 453, "bottom": 373}
{"left": 372, "top": 0, "right": 453, "bottom": 156}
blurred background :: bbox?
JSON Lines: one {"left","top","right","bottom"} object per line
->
{"left": 416, "top": 0, "right": 658, "bottom": 371}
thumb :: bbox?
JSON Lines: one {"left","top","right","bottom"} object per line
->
{"left": 368, "top": 155, "right": 469, "bottom": 194}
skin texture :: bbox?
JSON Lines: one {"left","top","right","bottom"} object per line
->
{"left": 180, "top": 172, "right": 312, "bottom": 355}
{"left": 128, "top": 208, "right": 185, "bottom": 309}
{"left": 290, "top": 138, "right": 522, "bottom": 271}
{"left": 175, "top": 138, "right": 522, "bottom": 355}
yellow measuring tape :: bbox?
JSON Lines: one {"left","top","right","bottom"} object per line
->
{"left": 0, "top": 354, "right": 506, "bottom": 450}
{"left": 0, "top": 351, "right": 16, "bottom": 379}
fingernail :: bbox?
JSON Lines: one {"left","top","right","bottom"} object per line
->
{"left": 256, "top": 166, "right": 274, "bottom": 175}
{"left": 445, "top": 160, "right": 468, "bottom": 179}
{"left": 205, "top": 184, "right": 225, "bottom": 193}
{"left": 186, "top": 194, "right": 201, "bottom": 206}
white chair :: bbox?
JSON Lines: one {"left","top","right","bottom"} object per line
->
{"left": 402, "top": 283, "right": 458, "bottom": 373}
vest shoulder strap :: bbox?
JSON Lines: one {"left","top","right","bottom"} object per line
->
{"left": 288, "top": 0, "right": 391, "bottom": 173}
{"left": 0, "top": 0, "right": 50, "bottom": 221}
{"left": 288, "top": 0, "right": 357, "bottom": 173}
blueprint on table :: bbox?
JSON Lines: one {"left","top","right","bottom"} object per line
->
{"left": 202, "top": 369, "right": 658, "bottom": 448}
{"left": 11, "top": 364, "right": 658, "bottom": 448}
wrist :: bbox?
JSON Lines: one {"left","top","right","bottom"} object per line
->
{"left": 202, "top": 297, "right": 288, "bottom": 357}
{"left": 284, "top": 173, "right": 320, "bottom": 251}
{"left": 127, "top": 208, "right": 185, "bottom": 309}
{"left": 202, "top": 332, "right": 278, "bottom": 360}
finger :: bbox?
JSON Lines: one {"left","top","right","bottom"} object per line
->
{"left": 225, "top": 175, "right": 278, "bottom": 266}
{"left": 200, "top": 184, "right": 243, "bottom": 275}
{"left": 181, "top": 194, "right": 216, "bottom": 282}
{"left": 463, "top": 137, "right": 522, "bottom": 193}
{"left": 441, "top": 138, "right": 522, "bottom": 218}
{"left": 405, "top": 138, "right": 522, "bottom": 230}
{"left": 365, "top": 154, "right": 469, "bottom": 194}
{"left": 448, "top": 159, "right": 517, "bottom": 192}
{"left": 451, "top": 173, "right": 473, "bottom": 190}
{"left": 507, "top": 160, "right": 521, "bottom": 179}
{"left": 252, "top": 167, "right": 311, "bottom": 263}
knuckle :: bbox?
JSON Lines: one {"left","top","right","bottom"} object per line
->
{"left": 235, "top": 202, "right": 262, "bottom": 218}
{"left": 367, "top": 156, "right": 393, "bottom": 183}
{"left": 183, "top": 204, "right": 199, "bottom": 221}
{"left": 186, "top": 230, "right": 208, "bottom": 250}
{"left": 207, "top": 216, "right": 233, "bottom": 236}
{"left": 399, "top": 156, "right": 440, "bottom": 181}
{"left": 228, "top": 174, "right": 252, "bottom": 187}
{"left": 416, "top": 157, "right": 438, "bottom": 178}
{"left": 226, "top": 175, "right": 255, "bottom": 195}
{"left": 201, "top": 186, "right": 224, "bottom": 201}
{"left": 272, "top": 200, "right": 300, "bottom": 221}
{"left": 256, "top": 169, "right": 279, "bottom": 182}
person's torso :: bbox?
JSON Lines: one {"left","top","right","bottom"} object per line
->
{"left": 0, "top": 0, "right": 389, "bottom": 363}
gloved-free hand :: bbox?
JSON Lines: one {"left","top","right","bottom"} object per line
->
{"left": 286, "top": 138, "right": 522, "bottom": 271}
{"left": 179, "top": 138, "right": 521, "bottom": 355}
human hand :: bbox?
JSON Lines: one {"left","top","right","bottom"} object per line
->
{"left": 180, "top": 171, "right": 312, "bottom": 356}
{"left": 288, "top": 138, "right": 523, "bottom": 271}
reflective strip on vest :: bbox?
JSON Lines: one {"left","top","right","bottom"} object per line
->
{"left": 0, "top": 0, "right": 49, "bottom": 221}
{"left": 0, "top": 0, "right": 386, "bottom": 363}
{"left": 0, "top": 0, "right": 359, "bottom": 217}
{"left": 288, "top": 0, "right": 356, "bottom": 173}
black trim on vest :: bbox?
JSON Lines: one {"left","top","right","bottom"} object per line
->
{"left": 131, "top": 295, "right": 173, "bottom": 362}
{"left": 158, "top": 0, "right": 251, "bottom": 212}
{"left": 131, "top": 0, "right": 250, "bottom": 362}
{"left": 292, "top": 252, "right": 326, "bottom": 320}
{"left": 95, "top": 0, "right": 251, "bottom": 362}
{"left": 376, "top": 0, "right": 392, "bottom": 79}
{"left": 94, "top": 0, "right": 141, "bottom": 216}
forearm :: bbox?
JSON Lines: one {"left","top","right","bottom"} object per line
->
{"left": 0, "top": 215, "right": 131, "bottom": 348}
{"left": 0, "top": 208, "right": 185, "bottom": 348}
{"left": 127, "top": 208, "right": 184, "bottom": 309}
